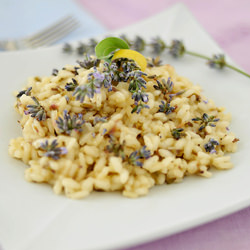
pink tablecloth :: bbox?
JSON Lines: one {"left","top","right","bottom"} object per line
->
{"left": 75, "top": 1, "right": 250, "bottom": 249}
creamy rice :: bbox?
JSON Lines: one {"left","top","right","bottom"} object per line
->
{"left": 8, "top": 61, "right": 238, "bottom": 199}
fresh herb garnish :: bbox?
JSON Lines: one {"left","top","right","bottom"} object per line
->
{"left": 25, "top": 96, "right": 46, "bottom": 121}
{"left": 40, "top": 139, "right": 67, "bottom": 160}
{"left": 95, "top": 37, "right": 129, "bottom": 60}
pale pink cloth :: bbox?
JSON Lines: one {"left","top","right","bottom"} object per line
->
{"left": 75, "top": 1, "right": 250, "bottom": 249}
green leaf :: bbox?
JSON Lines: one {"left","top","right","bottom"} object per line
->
{"left": 95, "top": 37, "right": 130, "bottom": 60}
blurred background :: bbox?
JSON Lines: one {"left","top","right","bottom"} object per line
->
{"left": 1, "top": 0, "right": 250, "bottom": 72}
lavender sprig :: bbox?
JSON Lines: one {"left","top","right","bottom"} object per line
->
{"left": 153, "top": 77, "right": 173, "bottom": 95}
{"left": 16, "top": 87, "right": 32, "bottom": 98}
{"left": 40, "top": 139, "right": 67, "bottom": 160}
{"left": 25, "top": 96, "right": 46, "bottom": 121}
{"left": 127, "top": 70, "right": 149, "bottom": 114}
{"left": 73, "top": 67, "right": 105, "bottom": 103}
{"left": 192, "top": 113, "right": 220, "bottom": 131}
{"left": 56, "top": 110, "right": 85, "bottom": 134}
{"left": 204, "top": 138, "right": 219, "bottom": 153}
{"left": 62, "top": 36, "right": 250, "bottom": 78}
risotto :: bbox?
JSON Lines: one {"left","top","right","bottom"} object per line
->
{"left": 8, "top": 57, "right": 238, "bottom": 199}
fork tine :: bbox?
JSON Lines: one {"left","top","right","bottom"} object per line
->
{"left": 27, "top": 20, "right": 78, "bottom": 48}
{"left": 25, "top": 19, "right": 79, "bottom": 48}
{"left": 25, "top": 16, "right": 77, "bottom": 43}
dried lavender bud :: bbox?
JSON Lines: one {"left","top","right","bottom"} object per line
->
{"left": 172, "top": 128, "right": 185, "bottom": 140}
{"left": 128, "top": 146, "right": 151, "bottom": 167}
{"left": 192, "top": 113, "right": 220, "bottom": 131}
{"left": 52, "top": 68, "right": 59, "bottom": 76}
{"left": 93, "top": 116, "right": 107, "bottom": 125}
{"left": 150, "top": 37, "right": 166, "bottom": 54}
{"left": 25, "top": 96, "right": 46, "bottom": 121}
{"left": 131, "top": 36, "right": 146, "bottom": 52}
{"left": 77, "top": 54, "right": 100, "bottom": 69}
{"left": 207, "top": 54, "right": 226, "bottom": 69}
{"left": 169, "top": 40, "right": 185, "bottom": 58}
{"left": 62, "top": 43, "right": 73, "bottom": 53}
{"left": 131, "top": 102, "right": 150, "bottom": 114}
{"left": 16, "top": 87, "right": 32, "bottom": 98}
{"left": 153, "top": 77, "right": 173, "bottom": 95}
{"left": 65, "top": 78, "right": 78, "bottom": 91}
{"left": 147, "top": 56, "right": 163, "bottom": 67}
{"left": 88, "top": 38, "right": 98, "bottom": 53}
{"left": 56, "top": 110, "right": 85, "bottom": 134}
{"left": 40, "top": 139, "right": 67, "bottom": 160}
{"left": 73, "top": 68, "right": 105, "bottom": 103}
{"left": 119, "top": 34, "right": 132, "bottom": 46}
{"left": 106, "top": 135, "right": 125, "bottom": 160}
{"left": 158, "top": 100, "right": 175, "bottom": 115}
{"left": 204, "top": 138, "right": 219, "bottom": 153}
{"left": 76, "top": 42, "right": 88, "bottom": 55}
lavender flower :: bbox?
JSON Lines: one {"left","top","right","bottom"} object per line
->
{"left": 93, "top": 116, "right": 107, "bottom": 125}
{"left": 153, "top": 77, "right": 173, "bottom": 95}
{"left": 131, "top": 102, "right": 150, "bottom": 114}
{"left": 169, "top": 40, "right": 185, "bottom": 58}
{"left": 207, "top": 54, "right": 226, "bottom": 69}
{"left": 131, "top": 36, "right": 145, "bottom": 52}
{"left": 16, "top": 87, "right": 32, "bottom": 98}
{"left": 119, "top": 34, "right": 132, "bottom": 46}
{"left": 56, "top": 110, "right": 85, "bottom": 134}
{"left": 106, "top": 135, "right": 125, "bottom": 160}
{"left": 77, "top": 54, "right": 100, "bottom": 69}
{"left": 147, "top": 56, "right": 163, "bottom": 67}
{"left": 25, "top": 96, "right": 46, "bottom": 121}
{"left": 65, "top": 78, "right": 78, "bottom": 91}
{"left": 40, "top": 139, "right": 67, "bottom": 160}
{"left": 62, "top": 43, "right": 73, "bottom": 53}
{"left": 73, "top": 68, "right": 105, "bottom": 103}
{"left": 192, "top": 113, "right": 220, "bottom": 131}
{"left": 52, "top": 68, "right": 59, "bottom": 76}
{"left": 128, "top": 146, "right": 151, "bottom": 167}
{"left": 76, "top": 42, "right": 89, "bottom": 55}
{"left": 204, "top": 139, "right": 219, "bottom": 153}
{"left": 150, "top": 37, "right": 166, "bottom": 54}
{"left": 158, "top": 100, "right": 175, "bottom": 115}
{"left": 172, "top": 128, "right": 185, "bottom": 140}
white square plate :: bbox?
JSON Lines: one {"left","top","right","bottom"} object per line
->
{"left": 0, "top": 4, "right": 250, "bottom": 250}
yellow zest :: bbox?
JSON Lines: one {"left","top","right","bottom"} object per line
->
{"left": 112, "top": 49, "right": 147, "bottom": 71}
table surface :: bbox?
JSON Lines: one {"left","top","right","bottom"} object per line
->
{"left": 1, "top": 0, "right": 250, "bottom": 249}
{"left": 75, "top": 1, "right": 250, "bottom": 250}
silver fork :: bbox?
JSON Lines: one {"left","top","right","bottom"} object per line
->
{"left": 0, "top": 15, "right": 79, "bottom": 51}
